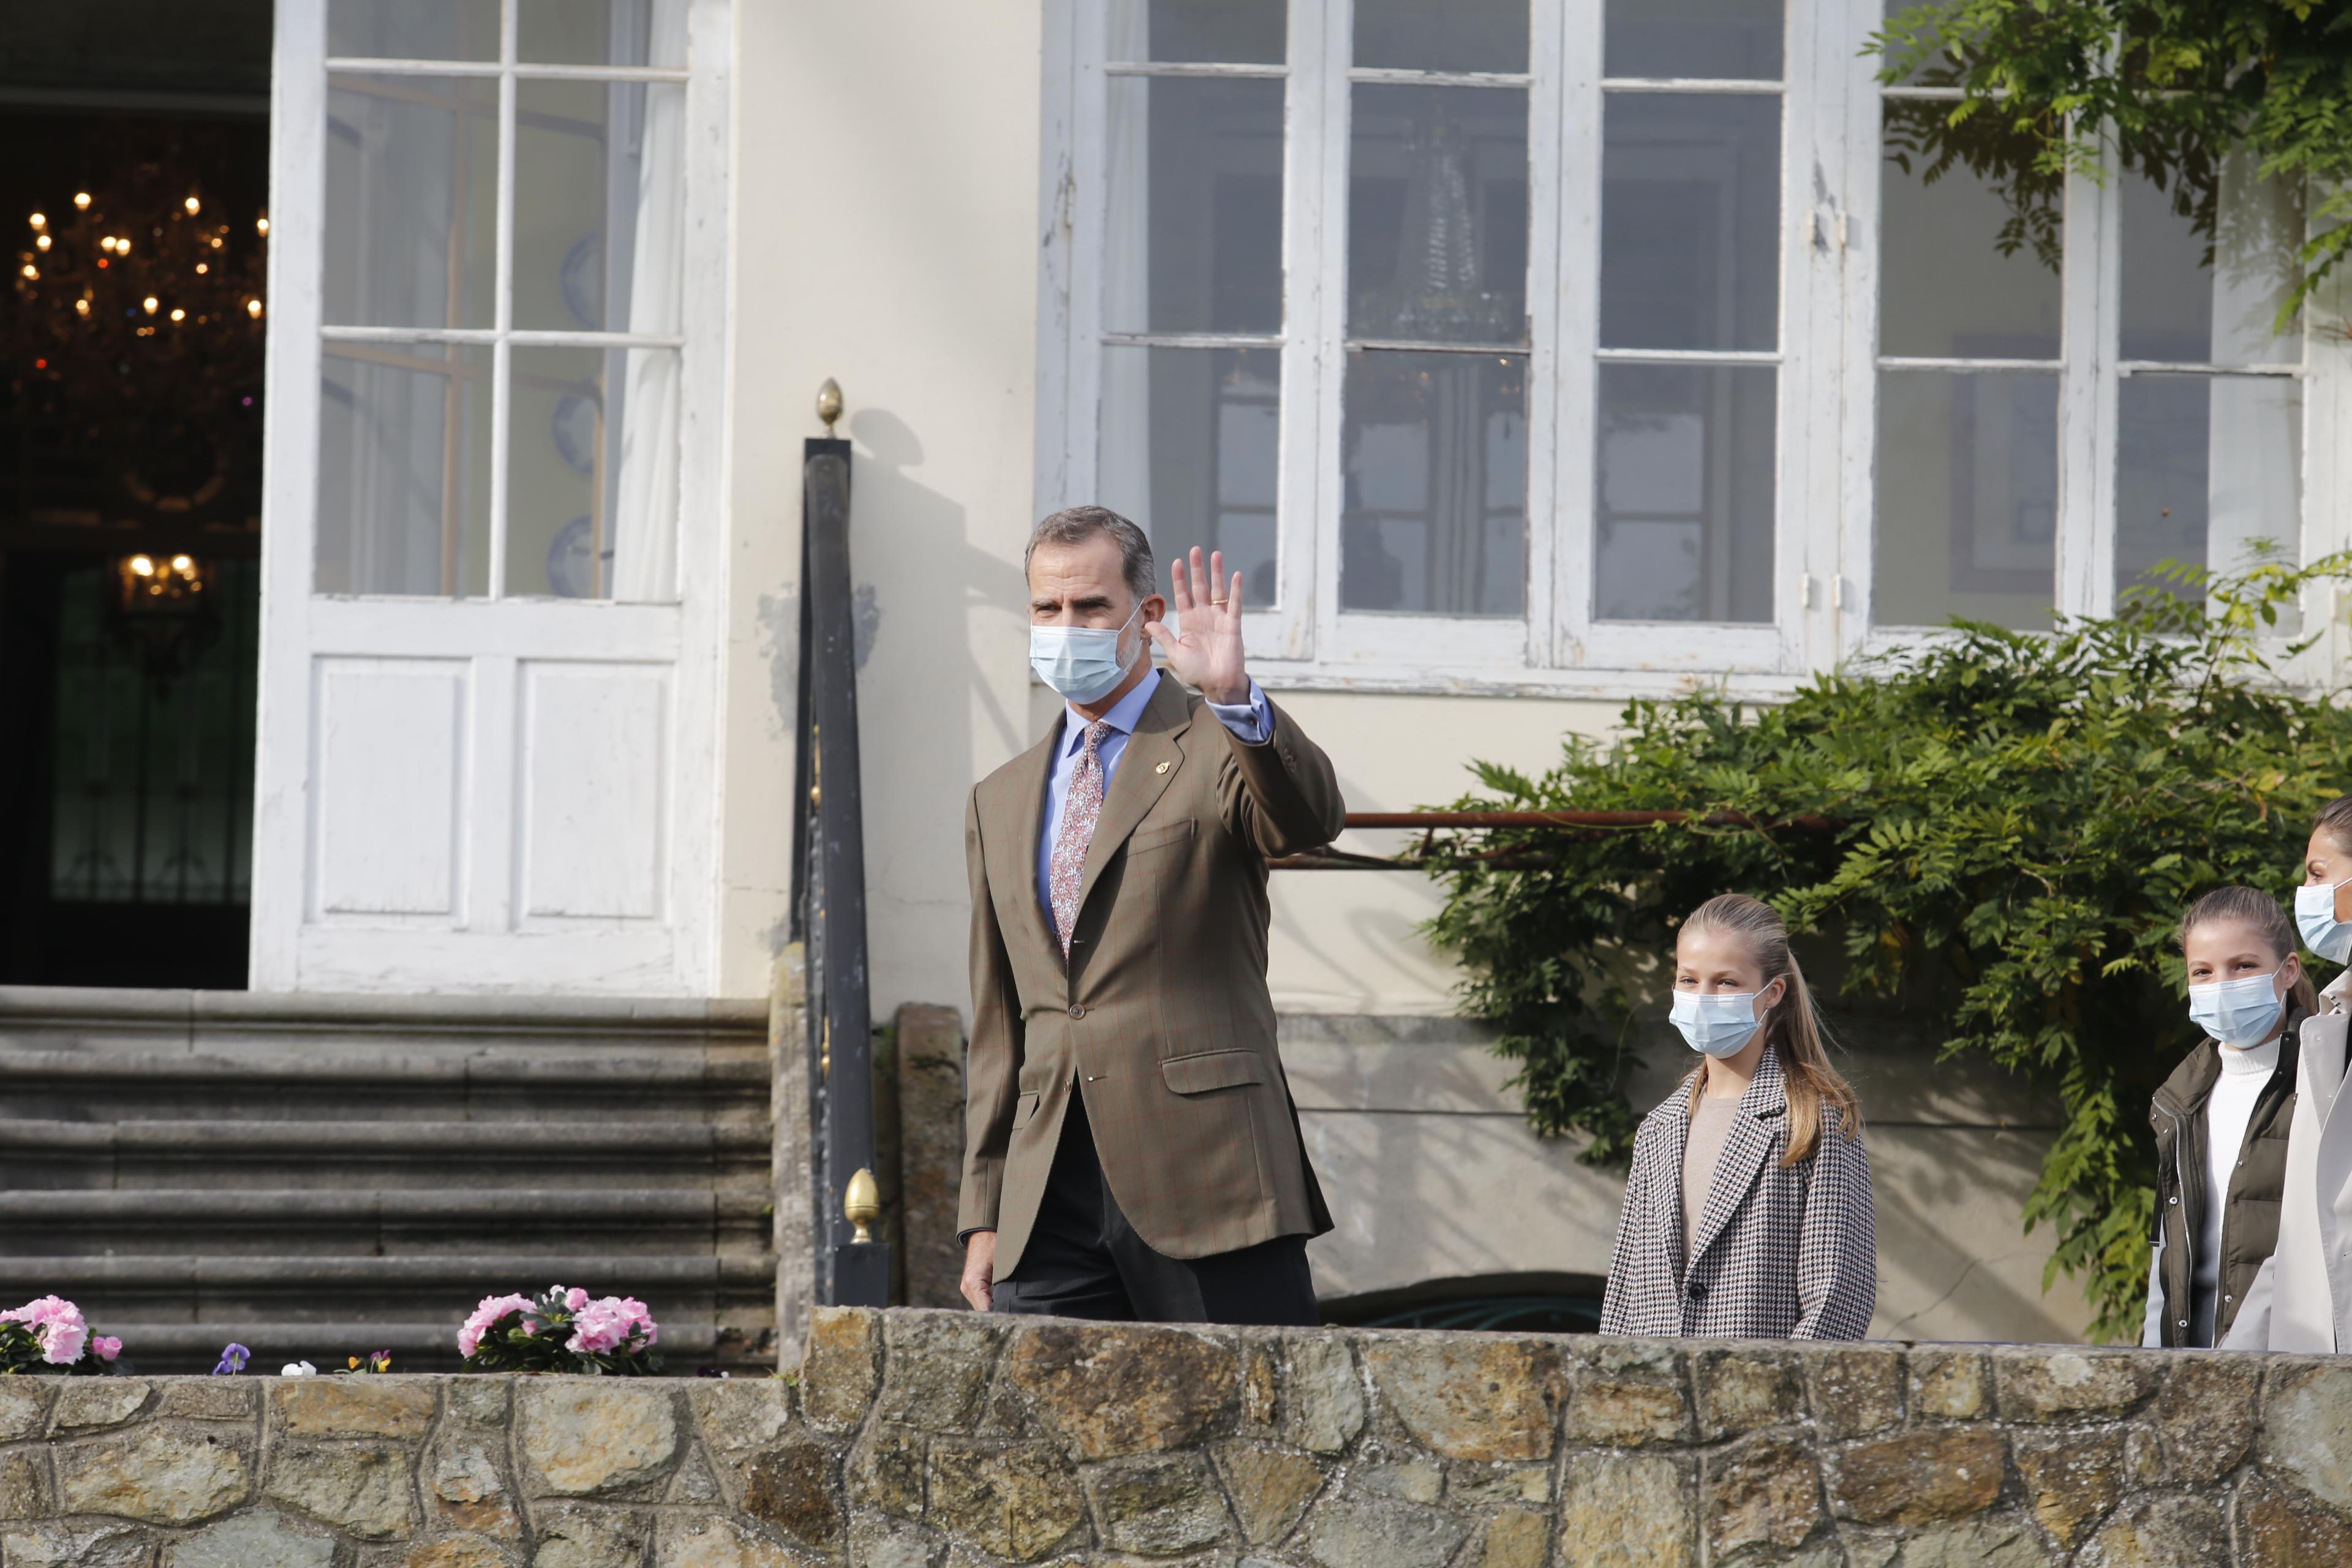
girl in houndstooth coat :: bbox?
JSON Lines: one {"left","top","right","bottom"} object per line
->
{"left": 1600, "top": 894, "right": 1877, "bottom": 1340}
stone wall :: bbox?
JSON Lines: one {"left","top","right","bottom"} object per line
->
{"left": 6, "top": 1310, "right": 2352, "bottom": 1566}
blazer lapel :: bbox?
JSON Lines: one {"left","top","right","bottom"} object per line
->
{"left": 1074, "top": 676, "right": 1190, "bottom": 914}
{"left": 1003, "top": 715, "right": 1067, "bottom": 963}
{"left": 1686, "top": 1048, "right": 1787, "bottom": 1273}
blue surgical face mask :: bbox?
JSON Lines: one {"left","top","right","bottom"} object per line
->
{"left": 2296, "top": 878, "right": 2352, "bottom": 964}
{"left": 2189, "top": 970, "right": 2286, "bottom": 1049}
{"left": 1670, "top": 990, "right": 1763, "bottom": 1059}
{"left": 1030, "top": 601, "right": 1144, "bottom": 704}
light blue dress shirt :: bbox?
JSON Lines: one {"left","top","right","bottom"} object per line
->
{"left": 1035, "top": 669, "right": 1273, "bottom": 919}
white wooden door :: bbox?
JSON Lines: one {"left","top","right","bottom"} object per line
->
{"left": 251, "top": 0, "right": 729, "bottom": 995}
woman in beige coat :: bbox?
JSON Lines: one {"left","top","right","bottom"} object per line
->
{"left": 2223, "top": 797, "right": 2352, "bottom": 1352}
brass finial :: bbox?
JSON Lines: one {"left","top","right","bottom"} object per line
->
{"left": 816, "top": 377, "right": 843, "bottom": 432}
{"left": 844, "top": 1167, "right": 881, "bottom": 1243}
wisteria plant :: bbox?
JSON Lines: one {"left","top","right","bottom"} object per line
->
{"left": 0, "top": 1297, "right": 124, "bottom": 1376}
{"left": 459, "top": 1286, "right": 662, "bottom": 1376}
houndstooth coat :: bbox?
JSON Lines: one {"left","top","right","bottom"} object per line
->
{"left": 1599, "top": 1045, "right": 1877, "bottom": 1340}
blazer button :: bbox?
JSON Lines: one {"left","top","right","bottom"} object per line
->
{"left": 1687, "top": 1283, "right": 1708, "bottom": 1301}
{"left": 2167, "top": 1196, "right": 2178, "bottom": 1205}
{"left": 1069, "top": 1005, "right": 1085, "bottom": 1020}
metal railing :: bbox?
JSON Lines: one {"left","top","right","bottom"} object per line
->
{"left": 1270, "top": 809, "right": 1840, "bottom": 870}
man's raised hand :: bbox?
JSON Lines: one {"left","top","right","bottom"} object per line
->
{"left": 1145, "top": 546, "right": 1249, "bottom": 705}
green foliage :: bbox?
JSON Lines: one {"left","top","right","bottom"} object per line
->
{"left": 1423, "top": 557, "right": 2352, "bottom": 1340}
{"left": 1871, "top": 0, "right": 2351, "bottom": 325}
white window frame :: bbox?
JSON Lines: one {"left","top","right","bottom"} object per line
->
{"left": 250, "top": 0, "right": 733, "bottom": 993}
{"left": 1040, "top": 0, "right": 2348, "bottom": 698}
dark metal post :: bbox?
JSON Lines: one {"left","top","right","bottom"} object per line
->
{"left": 794, "top": 425, "right": 891, "bottom": 1307}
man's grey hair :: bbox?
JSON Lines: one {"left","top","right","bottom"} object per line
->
{"left": 1025, "top": 505, "right": 1156, "bottom": 605}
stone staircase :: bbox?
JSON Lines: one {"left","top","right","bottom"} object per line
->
{"left": 0, "top": 987, "right": 777, "bottom": 1373}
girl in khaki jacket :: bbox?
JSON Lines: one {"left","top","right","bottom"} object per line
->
{"left": 2226, "top": 798, "right": 2352, "bottom": 1351}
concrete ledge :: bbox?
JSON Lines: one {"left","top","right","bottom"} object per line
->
{"left": 0, "top": 986, "right": 769, "bottom": 1036}
{"left": 7, "top": 1308, "right": 2348, "bottom": 1565}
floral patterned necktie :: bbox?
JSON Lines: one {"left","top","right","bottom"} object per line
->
{"left": 1049, "top": 721, "right": 1110, "bottom": 955}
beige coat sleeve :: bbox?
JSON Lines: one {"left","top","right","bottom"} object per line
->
{"left": 1215, "top": 696, "right": 1346, "bottom": 858}
{"left": 956, "top": 790, "right": 1021, "bottom": 1235}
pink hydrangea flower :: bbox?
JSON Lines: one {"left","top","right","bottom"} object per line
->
{"left": 563, "top": 1287, "right": 589, "bottom": 1313}
{"left": 91, "top": 1336, "right": 122, "bottom": 1363}
{"left": 458, "top": 1293, "right": 533, "bottom": 1359}
{"left": 564, "top": 1295, "right": 661, "bottom": 1356}
{"left": 4, "top": 1295, "right": 89, "bottom": 1365}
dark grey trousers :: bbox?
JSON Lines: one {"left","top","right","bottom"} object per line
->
{"left": 990, "top": 1091, "right": 1319, "bottom": 1326}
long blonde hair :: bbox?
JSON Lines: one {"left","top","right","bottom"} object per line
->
{"left": 1680, "top": 893, "right": 1861, "bottom": 1166}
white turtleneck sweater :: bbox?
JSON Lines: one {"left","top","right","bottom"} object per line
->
{"left": 2141, "top": 1033, "right": 2281, "bottom": 1347}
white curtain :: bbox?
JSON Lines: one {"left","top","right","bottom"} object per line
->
{"left": 611, "top": 0, "right": 688, "bottom": 602}
{"left": 2205, "top": 149, "right": 2302, "bottom": 581}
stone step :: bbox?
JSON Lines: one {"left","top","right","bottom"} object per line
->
{"left": 0, "top": 1253, "right": 777, "bottom": 1291}
{"left": 0, "top": 1118, "right": 773, "bottom": 1189}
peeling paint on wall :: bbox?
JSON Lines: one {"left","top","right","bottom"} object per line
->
{"left": 756, "top": 587, "right": 799, "bottom": 739}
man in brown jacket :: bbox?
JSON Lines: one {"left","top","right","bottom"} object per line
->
{"left": 956, "top": 506, "right": 1345, "bottom": 1323}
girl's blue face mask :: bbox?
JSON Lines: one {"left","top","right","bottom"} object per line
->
{"left": 2189, "top": 970, "right": 2285, "bottom": 1049}
{"left": 1670, "top": 989, "right": 1763, "bottom": 1058}
{"left": 2296, "top": 876, "right": 2352, "bottom": 963}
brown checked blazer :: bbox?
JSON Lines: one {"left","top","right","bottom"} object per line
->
{"left": 958, "top": 674, "right": 1345, "bottom": 1275}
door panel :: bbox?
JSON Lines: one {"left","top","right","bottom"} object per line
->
{"left": 311, "top": 660, "right": 467, "bottom": 919}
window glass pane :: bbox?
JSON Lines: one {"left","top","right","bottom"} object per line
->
{"left": 1349, "top": 85, "right": 1528, "bottom": 345}
{"left": 1104, "top": 77, "right": 1283, "bottom": 336}
{"left": 1355, "top": 0, "right": 1528, "bottom": 73}
{"left": 519, "top": 0, "right": 689, "bottom": 67}
{"left": 1879, "top": 117, "right": 2060, "bottom": 360}
{"left": 323, "top": 75, "right": 496, "bottom": 331}
{"left": 2117, "top": 375, "right": 2302, "bottom": 609}
{"left": 317, "top": 345, "right": 492, "bottom": 596}
{"left": 1605, "top": 0, "right": 1782, "bottom": 81}
{"left": 2121, "top": 157, "right": 2302, "bottom": 366}
{"left": 1100, "top": 346, "right": 1281, "bottom": 607}
{"left": 1107, "top": 0, "right": 1285, "bottom": 64}
{"left": 513, "top": 80, "right": 686, "bottom": 333}
{"left": 1340, "top": 350, "right": 1525, "bottom": 616}
{"left": 1873, "top": 369, "right": 2055, "bottom": 628}
{"left": 1600, "top": 93, "right": 1779, "bottom": 352}
{"left": 1595, "top": 363, "right": 1774, "bottom": 622}
{"left": 329, "top": 0, "right": 498, "bottom": 60}
{"left": 507, "top": 345, "right": 680, "bottom": 601}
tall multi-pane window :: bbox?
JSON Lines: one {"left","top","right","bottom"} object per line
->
{"left": 317, "top": 0, "right": 688, "bottom": 600}
{"left": 1048, "top": 0, "right": 2328, "bottom": 687}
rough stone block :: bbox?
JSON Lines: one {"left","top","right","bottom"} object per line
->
{"left": 1886, "top": 1514, "right": 2052, "bottom": 1567}
{"left": 1282, "top": 1335, "right": 1365, "bottom": 1455}
{"left": 0, "top": 1380, "right": 51, "bottom": 1441}
{"left": 166, "top": 1510, "right": 337, "bottom": 1568}
{"left": 1446, "top": 1464, "right": 1550, "bottom": 1507}
{"left": 2011, "top": 1429, "right": 2122, "bottom": 1550}
{"left": 925, "top": 1442, "right": 1086, "bottom": 1562}
{"left": 1297, "top": 1493, "right": 1469, "bottom": 1568}
{"left": 801, "top": 1308, "right": 883, "bottom": 1434}
{"left": 273, "top": 1378, "right": 439, "bottom": 1441}
{"left": 1692, "top": 1348, "right": 1804, "bottom": 1439}
{"left": 1556, "top": 1450, "right": 1695, "bottom": 1568}
{"left": 1991, "top": 1348, "right": 2155, "bottom": 1425}
{"left": 850, "top": 1515, "right": 945, "bottom": 1568}
{"left": 0, "top": 1449, "right": 50, "bottom": 1521}
{"left": 847, "top": 1425, "right": 926, "bottom": 1520}
{"left": 2147, "top": 1357, "right": 2256, "bottom": 1482}
{"left": 61, "top": 1427, "right": 251, "bottom": 1525}
{"left": 2074, "top": 1494, "right": 2226, "bottom": 1567}
{"left": 428, "top": 1436, "right": 521, "bottom": 1540}
{"left": 653, "top": 1513, "right": 808, "bottom": 1567}
{"left": 1005, "top": 1322, "right": 1238, "bottom": 1460}
{"left": 880, "top": 1313, "right": 1001, "bottom": 1434}
{"left": 1806, "top": 1346, "right": 1904, "bottom": 1439}
{"left": 1464, "top": 1507, "right": 1548, "bottom": 1568}
{"left": 445, "top": 1379, "right": 512, "bottom": 1427}
{"left": 1238, "top": 1341, "right": 1279, "bottom": 1432}
{"left": 156, "top": 1381, "right": 258, "bottom": 1422}
{"left": 1353, "top": 1458, "right": 1444, "bottom": 1504}
{"left": 688, "top": 1379, "right": 791, "bottom": 1460}
{"left": 529, "top": 1504, "right": 651, "bottom": 1568}
{"left": 1705, "top": 1431, "right": 1823, "bottom": 1558}
{"left": 2, "top": 1521, "right": 157, "bottom": 1568}
{"left": 401, "top": 1537, "right": 511, "bottom": 1568}
{"left": 2259, "top": 1359, "right": 2352, "bottom": 1513}
{"left": 1908, "top": 1348, "right": 1990, "bottom": 1421}
{"left": 668, "top": 1447, "right": 723, "bottom": 1504}
{"left": 1564, "top": 1340, "right": 1688, "bottom": 1449}
{"left": 742, "top": 1438, "right": 842, "bottom": 1550}
{"left": 53, "top": 1378, "right": 153, "bottom": 1432}
{"left": 1213, "top": 1442, "right": 1325, "bottom": 1544}
{"left": 1084, "top": 1453, "right": 1232, "bottom": 1555}
{"left": 265, "top": 1441, "right": 418, "bottom": 1540}
{"left": 519, "top": 1381, "right": 681, "bottom": 1497}
{"left": 1829, "top": 1429, "right": 2004, "bottom": 1526}
{"left": 1365, "top": 1335, "right": 1561, "bottom": 1462}
{"left": 2236, "top": 1471, "right": 2352, "bottom": 1567}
